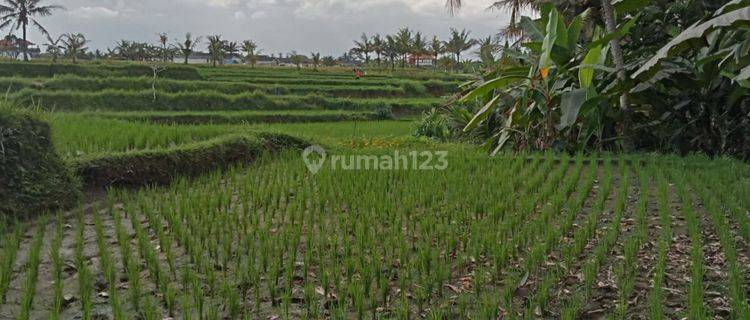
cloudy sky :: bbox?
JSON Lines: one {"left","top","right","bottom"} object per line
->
{"left": 19, "top": 0, "right": 512, "bottom": 56}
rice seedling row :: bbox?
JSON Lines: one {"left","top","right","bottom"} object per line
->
{"left": 2, "top": 153, "right": 749, "bottom": 319}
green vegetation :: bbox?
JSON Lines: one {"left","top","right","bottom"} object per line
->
{"left": 0, "top": 105, "right": 78, "bottom": 217}
{"left": 3, "top": 148, "right": 748, "bottom": 319}
{"left": 426, "top": 0, "right": 750, "bottom": 160}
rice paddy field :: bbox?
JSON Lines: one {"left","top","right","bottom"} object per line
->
{"left": 2, "top": 63, "right": 750, "bottom": 320}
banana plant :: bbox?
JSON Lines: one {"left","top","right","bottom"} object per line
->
{"left": 629, "top": 0, "right": 750, "bottom": 158}
{"left": 453, "top": 4, "right": 640, "bottom": 154}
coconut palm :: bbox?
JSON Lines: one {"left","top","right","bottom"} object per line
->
{"left": 384, "top": 35, "right": 398, "bottom": 70}
{"left": 443, "top": 28, "right": 475, "bottom": 65}
{"left": 371, "top": 34, "right": 384, "bottom": 66}
{"left": 352, "top": 33, "right": 372, "bottom": 63}
{"left": 157, "top": 32, "right": 170, "bottom": 61}
{"left": 475, "top": 35, "right": 499, "bottom": 66}
{"left": 241, "top": 40, "right": 258, "bottom": 67}
{"left": 446, "top": 0, "right": 538, "bottom": 42}
{"left": 429, "top": 36, "right": 443, "bottom": 66}
{"left": 394, "top": 27, "right": 412, "bottom": 67}
{"left": 311, "top": 52, "right": 321, "bottom": 71}
{"left": 176, "top": 33, "right": 201, "bottom": 65}
{"left": 44, "top": 33, "right": 61, "bottom": 62}
{"left": 289, "top": 50, "right": 304, "bottom": 70}
{"left": 411, "top": 31, "right": 428, "bottom": 56}
{"left": 206, "top": 34, "right": 225, "bottom": 67}
{"left": 0, "top": 0, "right": 63, "bottom": 61}
{"left": 225, "top": 41, "right": 239, "bottom": 61}
{"left": 60, "top": 32, "right": 87, "bottom": 63}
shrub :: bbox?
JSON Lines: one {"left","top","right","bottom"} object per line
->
{"left": 0, "top": 106, "right": 78, "bottom": 217}
{"left": 413, "top": 109, "right": 452, "bottom": 141}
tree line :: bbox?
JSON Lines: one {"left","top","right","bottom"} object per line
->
{"left": 350, "top": 28, "right": 497, "bottom": 71}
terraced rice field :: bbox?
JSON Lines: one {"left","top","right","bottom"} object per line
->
{"left": 1, "top": 152, "right": 749, "bottom": 319}
{"left": 3, "top": 63, "right": 749, "bottom": 320}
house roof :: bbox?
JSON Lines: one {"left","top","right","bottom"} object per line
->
{"left": 0, "top": 39, "right": 35, "bottom": 47}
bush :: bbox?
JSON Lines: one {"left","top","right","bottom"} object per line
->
{"left": 0, "top": 106, "right": 79, "bottom": 217}
{"left": 374, "top": 105, "right": 395, "bottom": 120}
{"left": 413, "top": 109, "right": 453, "bottom": 141}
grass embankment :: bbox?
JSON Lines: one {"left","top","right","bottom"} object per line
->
{"left": 10, "top": 89, "right": 441, "bottom": 112}
{"left": 73, "top": 133, "right": 308, "bottom": 189}
{"left": 0, "top": 75, "right": 453, "bottom": 98}
{"left": 0, "top": 61, "right": 201, "bottom": 79}
{"left": 89, "top": 110, "right": 389, "bottom": 125}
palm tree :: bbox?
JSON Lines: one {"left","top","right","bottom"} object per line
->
{"left": 206, "top": 34, "right": 225, "bottom": 67}
{"left": 289, "top": 50, "right": 303, "bottom": 71}
{"left": 157, "top": 32, "right": 169, "bottom": 61}
{"left": 44, "top": 33, "right": 61, "bottom": 62}
{"left": 384, "top": 35, "right": 398, "bottom": 70}
{"left": 446, "top": 0, "right": 537, "bottom": 42}
{"left": 241, "top": 40, "right": 258, "bottom": 67}
{"left": 60, "top": 32, "right": 87, "bottom": 63}
{"left": 352, "top": 33, "right": 372, "bottom": 63}
{"left": 411, "top": 31, "right": 427, "bottom": 56}
{"left": 475, "top": 35, "right": 499, "bottom": 66}
{"left": 311, "top": 52, "right": 321, "bottom": 71}
{"left": 443, "top": 28, "right": 475, "bottom": 66}
{"left": 225, "top": 41, "right": 239, "bottom": 61}
{"left": 429, "top": 36, "right": 443, "bottom": 67}
{"left": 394, "top": 27, "right": 412, "bottom": 67}
{"left": 371, "top": 34, "right": 384, "bottom": 66}
{"left": 176, "top": 33, "right": 201, "bottom": 65}
{"left": 0, "top": 0, "right": 63, "bottom": 61}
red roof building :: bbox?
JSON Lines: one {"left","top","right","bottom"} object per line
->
{"left": 408, "top": 53, "right": 434, "bottom": 67}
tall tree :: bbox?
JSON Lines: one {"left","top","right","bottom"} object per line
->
{"left": 225, "top": 41, "right": 239, "bottom": 61}
{"left": 44, "top": 33, "right": 61, "bottom": 62}
{"left": 0, "top": 0, "right": 63, "bottom": 61}
{"left": 446, "top": 0, "right": 537, "bottom": 43}
{"left": 411, "top": 31, "right": 427, "bottom": 56}
{"left": 429, "top": 35, "right": 443, "bottom": 67}
{"left": 157, "top": 32, "right": 169, "bottom": 62}
{"left": 394, "top": 27, "right": 412, "bottom": 67}
{"left": 241, "top": 40, "right": 258, "bottom": 67}
{"left": 384, "top": 35, "right": 398, "bottom": 70}
{"left": 206, "top": 34, "right": 225, "bottom": 67}
{"left": 60, "top": 32, "right": 87, "bottom": 63}
{"left": 176, "top": 33, "right": 201, "bottom": 65}
{"left": 371, "top": 34, "right": 384, "bottom": 66}
{"left": 443, "top": 28, "right": 475, "bottom": 66}
{"left": 289, "top": 50, "right": 303, "bottom": 71}
{"left": 310, "top": 52, "right": 321, "bottom": 71}
{"left": 352, "top": 33, "right": 372, "bottom": 63}
{"left": 475, "top": 35, "right": 498, "bottom": 66}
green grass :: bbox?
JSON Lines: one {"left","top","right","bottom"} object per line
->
{"left": 11, "top": 89, "right": 442, "bottom": 112}
{"left": 0, "top": 75, "right": 446, "bottom": 98}
{"left": 45, "top": 113, "right": 233, "bottom": 157}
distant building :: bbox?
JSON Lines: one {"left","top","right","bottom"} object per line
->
{"left": 0, "top": 38, "right": 41, "bottom": 60}
{"left": 175, "top": 52, "right": 245, "bottom": 65}
{"left": 408, "top": 53, "right": 434, "bottom": 67}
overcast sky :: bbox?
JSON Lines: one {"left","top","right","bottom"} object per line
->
{"left": 17, "top": 0, "right": 512, "bottom": 57}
